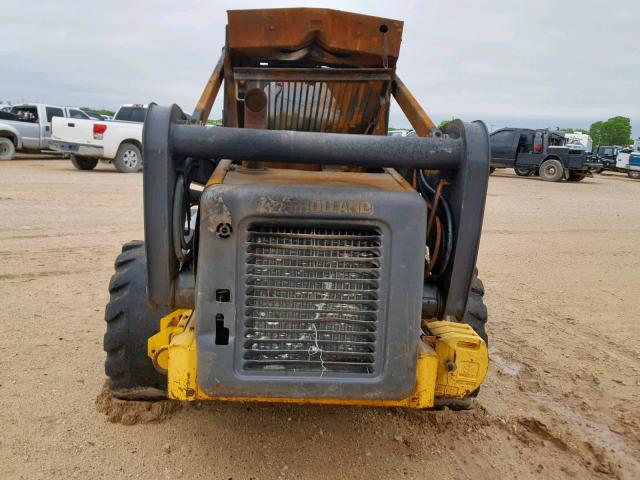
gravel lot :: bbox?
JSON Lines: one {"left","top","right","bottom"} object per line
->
{"left": 1, "top": 158, "right": 638, "bottom": 479}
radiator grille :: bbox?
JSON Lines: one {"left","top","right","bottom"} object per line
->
{"left": 243, "top": 225, "right": 381, "bottom": 375}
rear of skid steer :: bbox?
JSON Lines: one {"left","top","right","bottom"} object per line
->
{"left": 104, "top": 8, "right": 490, "bottom": 409}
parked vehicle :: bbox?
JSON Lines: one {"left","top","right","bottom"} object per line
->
{"left": 49, "top": 104, "right": 148, "bottom": 172}
{"left": 0, "top": 103, "right": 76, "bottom": 160}
{"left": 113, "top": 104, "right": 147, "bottom": 122}
{"left": 490, "top": 128, "right": 597, "bottom": 182}
{"left": 592, "top": 145, "right": 621, "bottom": 169}
{"left": 564, "top": 131, "right": 592, "bottom": 153}
{"left": 62, "top": 107, "right": 107, "bottom": 121}
{"left": 628, "top": 153, "right": 640, "bottom": 179}
{"left": 615, "top": 148, "right": 640, "bottom": 179}
{"left": 82, "top": 109, "right": 108, "bottom": 121}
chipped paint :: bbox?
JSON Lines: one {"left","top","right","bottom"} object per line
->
{"left": 202, "top": 188, "right": 233, "bottom": 233}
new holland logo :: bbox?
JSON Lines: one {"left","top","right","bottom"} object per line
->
{"left": 257, "top": 197, "right": 374, "bottom": 215}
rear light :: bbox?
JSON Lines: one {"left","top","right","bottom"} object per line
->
{"left": 93, "top": 123, "right": 107, "bottom": 140}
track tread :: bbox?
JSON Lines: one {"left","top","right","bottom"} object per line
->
{"left": 104, "top": 242, "right": 169, "bottom": 392}
{"left": 462, "top": 270, "right": 488, "bottom": 344}
{"left": 121, "top": 240, "right": 144, "bottom": 252}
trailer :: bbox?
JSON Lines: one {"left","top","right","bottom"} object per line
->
{"left": 490, "top": 128, "right": 597, "bottom": 181}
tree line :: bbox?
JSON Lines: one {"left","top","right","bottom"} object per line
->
{"left": 587, "top": 116, "right": 632, "bottom": 148}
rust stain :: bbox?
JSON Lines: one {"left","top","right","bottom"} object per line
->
{"left": 227, "top": 8, "right": 403, "bottom": 68}
{"left": 195, "top": 8, "right": 436, "bottom": 174}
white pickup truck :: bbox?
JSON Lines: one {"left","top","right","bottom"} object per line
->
{"left": 49, "top": 104, "right": 147, "bottom": 172}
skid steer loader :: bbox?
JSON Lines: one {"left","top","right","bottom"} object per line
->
{"left": 105, "top": 8, "right": 490, "bottom": 409}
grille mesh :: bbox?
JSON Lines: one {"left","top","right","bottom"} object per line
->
{"left": 243, "top": 225, "right": 381, "bottom": 374}
{"left": 233, "top": 68, "right": 391, "bottom": 134}
{"left": 262, "top": 81, "right": 384, "bottom": 133}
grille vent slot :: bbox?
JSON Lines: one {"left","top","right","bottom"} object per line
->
{"left": 244, "top": 225, "right": 381, "bottom": 375}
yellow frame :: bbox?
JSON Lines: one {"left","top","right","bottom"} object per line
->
{"left": 149, "top": 311, "right": 488, "bottom": 408}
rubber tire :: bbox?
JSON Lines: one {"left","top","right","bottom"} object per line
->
{"left": 592, "top": 167, "right": 603, "bottom": 174}
{"left": 113, "top": 143, "right": 142, "bottom": 173}
{"left": 628, "top": 171, "right": 640, "bottom": 180}
{"left": 539, "top": 159, "right": 564, "bottom": 182}
{"left": 463, "top": 271, "right": 488, "bottom": 345}
{"left": 567, "top": 172, "right": 587, "bottom": 182}
{"left": 0, "top": 137, "right": 15, "bottom": 160}
{"left": 514, "top": 166, "right": 532, "bottom": 177}
{"left": 70, "top": 155, "right": 98, "bottom": 170}
{"left": 104, "top": 241, "right": 170, "bottom": 391}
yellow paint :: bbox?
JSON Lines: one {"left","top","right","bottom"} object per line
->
{"left": 147, "top": 309, "right": 193, "bottom": 373}
{"left": 205, "top": 159, "right": 232, "bottom": 187}
{"left": 150, "top": 311, "right": 488, "bottom": 408}
{"left": 425, "top": 321, "right": 489, "bottom": 398}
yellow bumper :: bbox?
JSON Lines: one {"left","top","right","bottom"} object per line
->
{"left": 148, "top": 311, "right": 488, "bottom": 408}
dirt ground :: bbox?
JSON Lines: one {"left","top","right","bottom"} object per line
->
{"left": 1, "top": 158, "right": 638, "bottom": 480}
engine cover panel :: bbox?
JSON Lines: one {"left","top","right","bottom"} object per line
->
{"left": 195, "top": 176, "right": 426, "bottom": 400}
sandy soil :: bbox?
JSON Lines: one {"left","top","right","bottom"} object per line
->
{"left": 0, "top": 159, "right": 638, "bottom": 480}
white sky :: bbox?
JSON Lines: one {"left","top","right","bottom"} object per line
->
{"left": 1, "top": 0, "right": 638, "bottom": 135}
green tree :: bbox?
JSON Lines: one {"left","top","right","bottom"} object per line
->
{"left": 589, "top": 121, "right": 604, "bottom": 147}
{"left": 438, "top": 119, "right": 452, "bottom": 129}
{"left": 590, "top": 116, "right": 632, "bottom": 147}
{"left": 602, "top": 116, "right": 632, "bottom": 146}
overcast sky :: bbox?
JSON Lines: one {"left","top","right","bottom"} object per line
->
{"left": 2, "top": 0, "right": 638, "bottom": 135}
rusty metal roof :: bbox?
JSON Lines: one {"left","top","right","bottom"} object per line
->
{"left": 227, "top": 8, "right": 403, "bottom": 68}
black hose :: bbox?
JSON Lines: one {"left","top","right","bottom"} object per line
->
{"left": 417, "top": 170, "right": 453, "bottom": 277}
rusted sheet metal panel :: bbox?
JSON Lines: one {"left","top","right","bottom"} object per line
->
{"left": 227, "top": 8, "right": 403, "bottom": 68}
{"left": 234, "top": 67, "right": 392, "bottom": 82}
{"left": 243, "top": 88, "right": 268, "bottom": 129}
{"left": 385, "top": 168, "right": 414, "bottom": 191}
{"left": 372, "top": 85, "right": 391, "bottom": 135}
{"left": 193, "top": 53, "right": 224, "bottom": 122}
{"left": 223, "top": 56, "right": 239, "bottom": 127}
{"left": 392, "top": 77, "right": 436, "bottom": 136}
{"left": 242, "top": 88, "right": 267, "bottom": 169}
{"left": 222, "top": 166, "right": 409, "bottom": 192}
{"left": 234, "top": 68, "right": 391, "bottom": 134}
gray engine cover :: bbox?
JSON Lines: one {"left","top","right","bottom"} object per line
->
{"left": 195, "top": 180, "right": 426, "bottom": 400}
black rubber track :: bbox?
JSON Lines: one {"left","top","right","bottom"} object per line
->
{"left": 104, "top": 241, "right": 170, "bottom": 390}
